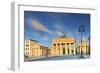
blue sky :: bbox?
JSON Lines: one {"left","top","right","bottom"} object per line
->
{"left": 24, "top": 11, "right": 90, "bottom": 47}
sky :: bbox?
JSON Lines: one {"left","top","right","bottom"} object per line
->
{"left": 24, "top": 11, "right": 90, "bottom": 47}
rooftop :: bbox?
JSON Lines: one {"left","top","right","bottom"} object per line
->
{"left": 25, "top": 39, "right": 39, "bottom": 42}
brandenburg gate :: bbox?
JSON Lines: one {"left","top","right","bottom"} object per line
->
{"left": 50, "top": 37, "right": 76, "bottom": 56}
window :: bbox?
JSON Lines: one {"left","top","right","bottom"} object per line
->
{"left": 26, "top": 44, "right": 29, "bottom": 47}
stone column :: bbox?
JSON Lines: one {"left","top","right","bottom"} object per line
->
{"left": 69, "top": 43, "right": 72, "bottom": 55}
{"left": 38, "top": 48, "right": 40, "bottom": 56}
{"left": 57, "top": 43, "right": 60, "bottom": 55}
{"left": 56, "top": 43, "right": 58, "bottom": 55}
{"left": 60, "top": 43, "right": 62, "bottom": 55}
{"left": 52, "top": 43, "right": 56, "bottom": 56}
{"left": 65, "top": 43, "right": 68, "bottom": 55}
{"left": 74, "top": 43, "right": 76, "bottom": 55}
{"left": 73, "top": 43, "right": 76, "bottom": 55}
{"left": 51, "top": 44, "right": 55, "bottom": 56}
{"left": 53, "top": 44, "right": 55, "bottom": 55}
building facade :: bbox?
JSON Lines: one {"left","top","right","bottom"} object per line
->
{"left": 77, "top": 41, "right": 90, "bottom": 55}
{"left": 50, "top": 37, "right": 76, "bottom": 56}
{"left": 24, "top": 38, "right": 90, "bottom": 59}
{"left": 24, "top": 39, "right": 50, "bottom": 58}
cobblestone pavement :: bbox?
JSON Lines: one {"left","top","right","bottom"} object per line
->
{"left": 39, "top": 55, "right": 90, "bottom": 61}
{"left": 25, "top": 54, "right": 90, "bottom": 62}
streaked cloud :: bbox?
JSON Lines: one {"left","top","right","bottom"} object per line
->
{"left": 27, "top": 18, "right": 52, "bottom": 34}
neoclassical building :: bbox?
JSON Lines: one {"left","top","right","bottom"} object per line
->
{"left": 24, "top": 38, "right": 90, "bottom": 59}
{"left": 24, "top": 39, "right": 50, "bottom": 58}
{"left": 76, "top": 41, "right": 90, "bottom": 55}
{"left": 50, "top": 37, "right": 76, "bottom": 56}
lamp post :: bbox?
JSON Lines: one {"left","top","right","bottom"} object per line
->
{"left": 88, "top": 36, "right": 90, "bottom": 55}
{"left": 79, "top": 24, "right": 85, "bottom": 57}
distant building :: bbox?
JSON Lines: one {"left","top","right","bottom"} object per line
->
{"left": 24, "top": 39, "right": 50, "bottom": 58}
{"left": 78, "top": 41, "right": 90, "bottom": 55}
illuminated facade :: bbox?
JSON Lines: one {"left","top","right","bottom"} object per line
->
{"left": 24, "top": 38, "right": 90, "bottom": 59}
{"left": 24, "top": 39, "right": 50, "bottom": 58}
{"left": 78, "top": 41, "right": 90, "bottom": 54}
{"left": 50, "top": 37, "right": 76, "bottom": 56}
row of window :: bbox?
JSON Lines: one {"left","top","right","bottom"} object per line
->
{"left": 25, "top": 41, "right": 29, "bottom": 43}
{"left": 25, "top": 52, "right": 29, "bottom": 55}
{"left": 25, "top": 52, "right": 41, "bottom": 57}
{"left": 25, "top": 48, "right": 29, "bottom": 50}
{"left": 25, "top": 44, "right": 29, "bottom": 47}
{"left": 25, "top": 48, "right": 41, "bottom": 51}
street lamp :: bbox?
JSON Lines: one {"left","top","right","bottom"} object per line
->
{"left": 88, "top": 36, "right": 90, "bottom": 55}
{"left": 79, "top": 24, "right": 85, "bottom": 57}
